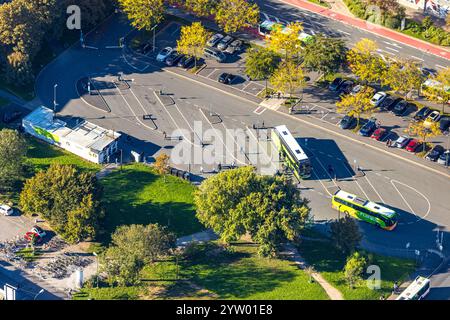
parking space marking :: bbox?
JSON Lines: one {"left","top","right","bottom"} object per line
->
{"left": 390, "top": 179, "right": 431, "bottom": 224}
{"left": 254, "top": 106, "right": 266, "bottom": 115}
{"left": 206, "top": 68, "right": 218, "bottom": 79}
{"left": 364, "top": 174, "right": 385, "bottom": 203}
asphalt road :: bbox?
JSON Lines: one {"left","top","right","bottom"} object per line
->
{"left": 255, "top": 0, "right": 450, "bottom": 71}
{"left": 33, "top": 13, "right": 450, "bottom": 297}
{"left": 427, "top": 259, "right": 450, "bottom": 300}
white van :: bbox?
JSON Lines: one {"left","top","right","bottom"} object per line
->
{"left": 0, "top": 204, "right": 13, "bottom": 216}
{"left": 203, "top": 47, "right": 226, "bottom": 63}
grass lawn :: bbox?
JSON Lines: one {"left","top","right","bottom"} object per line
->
{"left": 298, "top": 238, "right": 416, "bottom": 300}
{"left": 73, "top": 243, "right": 329, "bottom": 300}
{"left": 99, "top": 164, "right": 202, "bottom": 243}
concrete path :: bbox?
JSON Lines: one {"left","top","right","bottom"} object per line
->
{"left": 176, "top": 229, "right": 219, "bottom": 247}
{"left": 283, "top": 243, "right": 344, "bottom": 300}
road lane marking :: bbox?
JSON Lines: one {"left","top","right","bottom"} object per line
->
{"left": 337, "top": 29, "right": 351, "bottom": 36}
{"left": 364, "top": 175, "right": 385, "bottom": 203}
{"left": 436, "top": 64, "right": 447, "bottom": 69}
{"left": 385, "top": 46, "right": 399, "bottom": 53}
{"left": 390, "top": 179, "right": 431, "bottom": 224}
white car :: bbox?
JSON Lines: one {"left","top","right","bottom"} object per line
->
{"left": 350, "top": 84, "right": 363, "bottom": 96}
{"left": 206, "top": 33, "right": 224, "bottom": 47}
{"left": 370, "top": 92, "right": 387, "bottom": 107}
{"left": 394, "top": 135, "right": 410, "bottom": 149}
{"left": 424, "top": 111, "right": 441, "bottom": 127}
{"left": 30, "top": 226, "right": 46, "bottom": 238}
{"left": 0, "top": 204, "right": 13, "bottom": 216}
{"left": 156, "top": 47, "right": 173, "bottom": 62}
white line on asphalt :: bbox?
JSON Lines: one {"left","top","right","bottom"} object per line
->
{"left": 364, "top": 175, "right": 385, "bottom": 203}
{"left": 262, "top": 12, "right": 271, "bottom": 21}
{"left": 410, "top": 56, "right": 424, "bottom": 62}
{"left": 337, "top": 29, "right": 351, "bottom": 36}
{"left": 320, "top": 112, "right": 329, "bottom": 120}
{"left": 241, "top": 82, "right": 253, "bottom": 92}
{"left": 206, "top": 68, "right": 218, "bottom": 79}
{"left": 436, "top": 64, "right": 447, "bottom": 69}
{"left": 390, "top": 179, "right": 431, "bottom": 223}
{"left": 385, "top": 46, "right": 399, "bottom": 53}
{"left": 390, "top": 179, "right": 417, "bottom": 218}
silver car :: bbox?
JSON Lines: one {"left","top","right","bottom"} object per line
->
{"left": 206, "top": 33, "right": 224, "bottom": 47}
{"left": 203, "top": 47, "right": 226, "bottom": 62}
{"left": 217, "top": 35, "right": 234, "bottom": 51}
{"left": 225, "top": 39, "right": 242, "bottom": 54}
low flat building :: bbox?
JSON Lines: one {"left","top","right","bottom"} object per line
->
{"left": 399, "top": 0, "right": 449, "bottom": 18}
{"left": 22, "top": 106, "right": 120, "bottom": 164}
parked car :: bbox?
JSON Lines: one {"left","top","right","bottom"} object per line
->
{"left": 438, "top": 150, "right": 450, "bottom": 166}
{"left": 426, "top": 145, "right": 444, "bottom": 161}
{"left": 24, "top": 232, "right": 43, "bottom": 243}
{"left": 350, "top": 84, "right": 363, "bottom": 96}
{"left": 224, "top": 39, "right": 243, "bottom": 54}
{"left": 413, "top": 107, "right": 432, "bottom": 121}
{"left": 217, "top": 35, "right": 234, "bottom": 51}
{"left": 371, "top": 128, "right": 386, "bottom": 141}
{"left": 203, "top": 47, "right": 226, "bottom": 62}
{"left": 391, "top": 100, "right": 409, "bottom": 116}
{"left": 379, "top": 96, "right": 400, "bottom": 111}
{"left": 206, "top": 33, "right": 224, "bottom": 47}
{"left": 2, "top": 111, "right": 23, "bottom": 123}
{"left": 338, "top": 80, "right": 354, "bottom": 95}
{"left": 339, "top": 115, "right": 356, "bottom": 130}
{"left": 165, "top": 51, "right": 184, "bottom": 66}
{"left": 406, "top": 139, "right": 421, "bottom": 152}
{"left": 358, "top": 118, "right": 377, "bottom": 137}
{"left": 218, "top": 73, "right": 236, "bottom": 84}
{"left": 177, "top": 55, "right": 195, "bottom": 68}
{"left": 0, "top": 204, "right": 13, "bottom": 216}
{"left": 424, "top": 111, "right": 441, "bottom": 128}
{"left": 30, "top": 226, "right": 47, "bottom": 238}
{"left": 156, "top": 47, "right": 173, "bottom": 62}
{"left": 329, "top": 78, "right": 344, "bottom": 92}
{"left": 370, "top": 91, "right": 387, "bottom": 107}
{"left": 439, "top": 117, "right": 450, "bottom": 133}
{"left": 394, "top": 135, "right": 411, "bottom": 148}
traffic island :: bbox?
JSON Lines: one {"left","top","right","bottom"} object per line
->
{"left": 76, "top": 77, "right": 111, "bottom": 113}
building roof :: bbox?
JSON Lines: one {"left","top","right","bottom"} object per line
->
{"left": 23, "top": 106, "right": 120, "bottom": 152}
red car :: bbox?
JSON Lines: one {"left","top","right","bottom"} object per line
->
{"left": 371, "top": 128, "right": 386, "bottom": 141}
{"left": 406, "top": 139, "right": 421, "bottom": 152}
{"left": 24, "top": 232, "right": 43, "bottom": 243}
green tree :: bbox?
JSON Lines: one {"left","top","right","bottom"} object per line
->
{"left": 270, "top": 61, "right": 306, "bottom": 100}
{"left": 336, "top": 86, "right": 376, "bottom": 127}
{"left": 101, "top": 224, "right": 175, "bottom": 285}
{"left": 347, "top": 38, "right": 387, "bottom": 84}
{"left": 267, "top": 21, "right": 304, "bottom": 60}
{"left": 19, "top": 164, "right": 103, "bottom": 243}
{"left": 0, "top": 129, "right": 27, "bottom": 187}
{"left": 176, "top": 22, "right": 211, "bottom": 68}
{"left": 185, "top": 0, "right": 217, "bottom": 17}
{"left": 244, "top": 47, "right": 280, "bottom": 93}
{"left": 381, "top": 59, "right": 424, "bottom": 99}
{"left": 117, "top": 0, "right": 165, "bottom": 31}
{"left": 407, "top": 120, "right": 441, "bottom": 153}
{"left": 330, "top": 216, "right": 362, "bottom": 255}
{"left": 343, "top": 251, "right": 367, "bottom": 289}
{"left": 423, "top": 67, "right": 450, "bottom": 113}
{"left": 194, "top": 167, "right": 310, "bottom": 257}
{"left": 302, "top": 33, "right": 347, "bottom": 77}
{"left": 215, "top": 0, "right": 259, "bottom": 34}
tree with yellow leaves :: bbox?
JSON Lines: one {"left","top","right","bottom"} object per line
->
{"left": 423, "top": 67, "right": 450, "bottom": 113}
{"left": 117, "top": 0, "right": 164, "bottom": 31}
{"left": 154, "top": 153, "right": 170, "bottom": 182}
{"left": 214, "top": 0, "right": 259, "bottom": 34}
{"left": 185, "top": 0, "right": 217, "bottom": 17}
{"left": 407, "top": 120, "right": 441, "bottom": 153}
{"left": 347, "top": 38, "right": 387, "bottom": 84}
{"left": 269, "top": 60, "right": 305, "bottom": 100}
{"left": 177, "top": 22, "right": 211, "bottom": 68}
{"left": 267, "top": 21, "right": 304, "bottom": 61}
{"left": 381, "top": 58, "right": 424, "bottom": 100}
{"left": 336, "top": 87, "right": 376, "bottom": 127}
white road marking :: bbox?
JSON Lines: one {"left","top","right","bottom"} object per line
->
{"left": 385, "top": 46, "right": 399, "bottom": 53}
{"left": 206, "top": 68, "right": 218, "bottom": 78}
{"left": 337, "top": 29, "right": 351, "bottom": 36}
{"left": 410, "top": 56, "right": 424, "bottom": 62}
{"left": 364, "top": 175, "right": 385, "bottom": 203}
{"left": 436, "top": 64, "right": 447, "bottom": 69}
{"left": 262, "top": 12, "right": 271, "bottom": 21}
{"left": 390, "top": 179, "right": 431, "bottom": 223}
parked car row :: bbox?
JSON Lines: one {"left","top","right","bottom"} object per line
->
{"left": 156, "top": 47, "right": 196, "bottom": 68}
{"left": 206, "top": 33, "right": 243, "bottom": 55}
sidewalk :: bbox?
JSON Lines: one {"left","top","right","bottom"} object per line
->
{"left": 279, "top": 0, "right": 450, "bottom": 60}
{"left": 282, "top": 243, "right": 344, "bottom": 300}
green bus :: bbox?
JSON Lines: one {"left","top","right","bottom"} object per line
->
{"left": 271, "top": 125, "right": 311, "bottom": 180}
{"left": 332, "top": 190, "right": 398, "bottom": 230}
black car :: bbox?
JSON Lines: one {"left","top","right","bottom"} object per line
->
{"left": 358, "top": 118, "right": 377, "bottom": 136}
{"left": 339, "top": 80, "right": 354, "bottom": 94}
{"left": 391, "top": 100, "right": 409, "bottom": 116}
{"left": 413, "top": 107, "right": 432, "bottom": 121}
{"left": 2, "top": 111, "right": 23, "bottom": 123}
{"left": 339, "top": 115, "right": 356, "bottom": 129}
{"left": 218, "top": 73, "right": 236, "bottom": 84}
{"left": 329, "top": 77, "right": 344, "bottom": 91}
{"left": 439, "top": 116, "right": 450, "bottom": 133}
{"left": 165, "top": 51, "right": 184, "bottom": 66}
{"left": 177, "top": 55, "right": 195, "bottom": 68}
{"left": 379, "top": 95, "right": 400, "bottom": 111}
{"left": 426, "top": 145, "right": 444, "bottom": 161}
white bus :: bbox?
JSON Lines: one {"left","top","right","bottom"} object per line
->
{"left": 271, "top": 125, "right": 311, "bottom": 180}
{"left": 396, "top": 276, "right": 431, "bottom": 300}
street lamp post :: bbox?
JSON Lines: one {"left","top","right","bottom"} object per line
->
{"left": 151, "top": 24, "right": 158, "bottom": 52}
{"left": 34, "top": 289, "right": 45, "bottom": 300}
{"left": 93, "top": 252, "right": 99, "bottom": 288}
{"left": 53, "top": 84, "right": 58, "bottom": 112}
